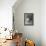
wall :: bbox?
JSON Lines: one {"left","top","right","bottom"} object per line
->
{"left": 13, "top": 0, "right": 41, "bottom": 46}
{"left": 0, "top": 0, "right": 16, "bottom": 30}
{"left": 41, "top": 0, "right": 46, "bottom": 46}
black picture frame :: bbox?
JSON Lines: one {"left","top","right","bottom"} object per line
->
{"left": 24, "top": 13, "right": 34, "bottom": 26}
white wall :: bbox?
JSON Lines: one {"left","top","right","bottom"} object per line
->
{"left": 41, "top": 0, "right": 46, "bottom": 46}
{"left": 0, "top": 0, "right": 16, "bottom": 30}
{"left": 13, "top": 0, "right": 41, "bottom": 46}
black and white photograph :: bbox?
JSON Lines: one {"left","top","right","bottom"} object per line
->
{"left": 24, "top": 13, "right": 34, "bottom": 25}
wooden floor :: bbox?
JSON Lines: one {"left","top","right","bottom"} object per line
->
{"left": 0, "top": 39, "right": 16, "bottom": 46}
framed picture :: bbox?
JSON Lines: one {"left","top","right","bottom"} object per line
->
{"left": 24, "top": 13, "right": 34, "bottom": 26}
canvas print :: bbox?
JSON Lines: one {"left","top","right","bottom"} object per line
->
{"left": 24, "top": 13, "right": 34, "bottom": 25}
